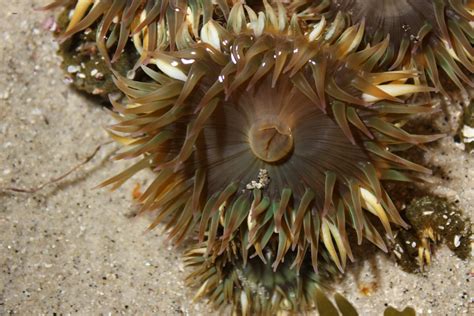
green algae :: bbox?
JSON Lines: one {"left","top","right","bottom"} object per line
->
{"left": 392, "top": 196, "right": 472, "bottom": 273}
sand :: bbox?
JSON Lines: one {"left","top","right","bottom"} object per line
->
{"left": 0, "top": 1, "right": 472, "bottom": 315}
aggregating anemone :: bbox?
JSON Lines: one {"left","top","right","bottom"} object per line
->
{"left": 293, "top": 0, "right": 474, "bottom": 96}
{"left": 45, "top": 0, "right": 473, "bottom": 314}
{"left": 100, "top": 3, "right": 443, "bottom": 275}
{"left": 43, "top": 0, "right": 233, "bottom": 62}
{"left": 184, "top": 239, "right": 341, "bottom": 315}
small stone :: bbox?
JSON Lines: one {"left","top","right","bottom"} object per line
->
{"left": 1, "top": 91, "right": 10, "bottom": 100}
{"left": 67, "top": 65, "right": 80, "bottom": 73}
{"left": 454, "top": 235, "right": 461, "bottom": 248}
{"left": 94, "top": 72, "right": 104, "bottom": 80}
{"left": 92, "top": 88, "right": 104, "bottom": 95}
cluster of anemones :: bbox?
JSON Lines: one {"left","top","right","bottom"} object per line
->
{"left": 47, "top": 0, "right": 472, "bottom": 314}
{"left": 47, "top": 0, "right": 473, "bottom": 95}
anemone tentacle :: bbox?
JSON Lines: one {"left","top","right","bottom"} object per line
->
{"left": 100, "top": 3, "right": 443, "bottom": 272}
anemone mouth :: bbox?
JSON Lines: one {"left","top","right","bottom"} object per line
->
{"left": 248, "top": 116, "right": 294, "bottom": 163}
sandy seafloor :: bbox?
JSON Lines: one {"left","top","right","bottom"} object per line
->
{"left": 0, "top": 1, "right": 472, "bottom": 315}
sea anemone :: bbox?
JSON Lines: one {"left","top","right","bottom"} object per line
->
{"left": 185, "top": 228, "right": 418, "bottom": 315}
{"left": 43, "top": 0, "right": 232, "bottom": 63}
{"left": 291, "top": 0, "right": 474, "bottom": 96}
{"left": 183, "top": 208, "right": 355, "bottom": 315}
{"left": 184, "top": 238, "right": 347, "bottom": 315}
{"left": 100, "top": 3, "right": 444, "bottom": 274}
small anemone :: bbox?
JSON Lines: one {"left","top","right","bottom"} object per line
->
{"left": 293, "top": 0, "right": 474, "bottom": 95}
{"left": 100, "top": 3, "right": 444, "bottom": 273}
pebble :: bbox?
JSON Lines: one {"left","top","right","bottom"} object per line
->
{"left": 67, "top": 65, "right": 81, "bottom": 73}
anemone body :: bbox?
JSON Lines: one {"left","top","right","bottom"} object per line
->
{"left": 101, "top": 3, "right": 443, "bottom": 275}
{"left": 294, "top": 0, "right": 474, "bottom": 95}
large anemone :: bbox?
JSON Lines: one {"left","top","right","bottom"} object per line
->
{"left": 100, "top": 3, "right": 443, "bottom": 273}
{"left": 292, "top": 0, "right": 474, "bottom": 95}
